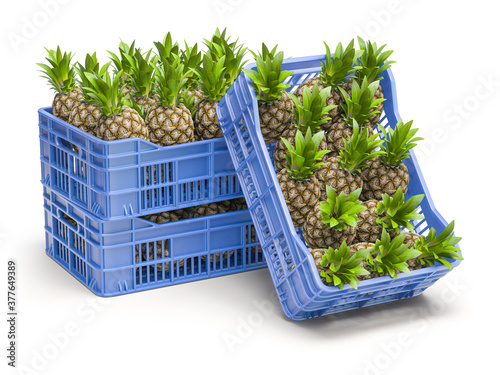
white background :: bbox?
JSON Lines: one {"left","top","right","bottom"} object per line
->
{"left": 0, "top": 0, "right": 498, "bottom": 374}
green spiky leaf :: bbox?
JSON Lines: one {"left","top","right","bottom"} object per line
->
{"left": 180, "top": 41, "right": 202, "bottom": 91}
{"left": 153, "top": 32, "right": 180, "bottom": 64}
{"left": 37, "top": 46, "right": 77, "bottom": 94}
{"left": 107, "top": 41, "right": 138, "bottom": 87}
{"left": 411, "top": 221, "right": 463, "bottom": 270}
{"left": 242, "top": 44, "right": 293, "bottom": 104}
{"left": 191, "top": 53, "right": 227, "bottom": 102}
{"left": 319, "top": 39, "right": 361, "bottom": 88}
{"left": 82, "top": 70, "right": 125, "bottom": 117}
{"left": 366, "top": 229, "right": 421, "bottom": 278}
{"left": 376, "top": 187, "right": 425, "bottom": 233}
{"left": 204, "top": 28, "right": 248, "bottom": 85}
{"left": 319, "top": 186, "right": 366, "bottom": 230}
{"left": 378, "top": 119, "right": 423, "bottom": 168}
{"left": 282, "top": 128, "right": 329, "bottom": 181}
{"left": 355, "top": 37, "right": 395, "bottom": 84}
{"left": 153, "top": 54, "right": 188, "bottom": 108}
{"left": 338, "top": 119, "right": 384, "bottom": 173}
{"left": 124, "top": 49, "right": 158, "bottom": 99}
{"left": 289, "top": 83, "right": 336, "bottom": 133}
{"left": 319, "top": 242, "right": 370, "bottom": 289}
{"left": 340, "top": 77, "right": 385, "bottom": 127}
{"left": 75, "top": 52, "right": 111, "bottom": 102}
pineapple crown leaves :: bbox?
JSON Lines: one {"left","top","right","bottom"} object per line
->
{"left": 82, "top": 70, "right": 125, "bottom": 117}
{"left": 242, "top": 45, "right": 293, "bottom": 104}
{"left": 378, "top": 120, "right": 423, "bottom": 168}
{"left": 107, "top": 41, "right": 138, "bottom": 85}
{"left": 180, "top": 90, "right": 197, "bottom": 116}
{"left": 204, "top": 28, "right": 248, "bottom": 85}
{"left": 153, "top": 32, "right": 180, "bottom": 64}
{"left": 191, "top": 53, "right": 228, "bottom": 102}
{"left": 319, "top": 39, "right": 362, "bottom": 88}
{"left": 339, "top": 77, "right": 385, "bottom": 127}
{"left": 125, "top": 98, "right": 149, "bottom": 121}
{"left": 180, "top": 41, "right": 203, "bottom": 91}
{"left": 37, "top": 46, "right": 77, "bottom": 94}
{"left": 153, "top": 54, "right": 189, "bottom": 108}
{"left": 355, "top": 37, "right": 396, "bottom": 85}
{"left": 376, "top": 187, "right": 425, "bottom": 233}
{"left": 75, "top": 53, "right": 112, "bottom": 102}
{"left": 338, "top": 119, "right": 385, "bottom": 174}
{"left": 250, "top": 43, "right": 279, "bottom": 61}
{"left": 319, "top": 242, "right": 370, "bottom": 289}
{"left": 282, "top": 128, "right": 329, "bottom": 181}
{"left": 289, "top": 84, "right": 337, "bottom": 133}
{"left": 366, "top": 229, "right": 422, "bottom": 278}
{"left": 124, "top": 49, "right": 158, "bottom": 99}
{"left": 412, "top": 221, "right": 464, "bottom": 270}
{"left": 319, "top": 186, "right": 366, "bottom": 230}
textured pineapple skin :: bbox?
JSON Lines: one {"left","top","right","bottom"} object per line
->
{"left": 258, "top": 90, "right": 294, "bottom": 143}
{"left": 355, "top": 200, "right": 382, "bottom": 243}
{"left": 53, "top": 90, "right": 83, "bottom": 121}
{"left": 277, "top": 169, "right": 321, "bottom": 228}
{"left": 97, "top": 107, "right": 149, "bottom": 141}
{"left": 273, "top": 128, "right": 330, "bottom": 173}
{"left": 316, "top": 156, "right": 364, "bottom": 200}
{"left": 361, "top": 158, "right": 409, "bottom": 201}
{"left": 303, "top": 206, "right": 357, "bottom": 249}
{"left": 68, "top": 102, "right": 103, "bottom": 136}
{"left": 146, "top": 103, "right": 195, "bottom": 146}
{"left": 195, "top": 100, "right": 222, "bottom": 140}
{"left": 294, "top": 77, "right": 343, "bottom": 127}
{"left": 403, "top": 232, "right": 424, "bottom": 271}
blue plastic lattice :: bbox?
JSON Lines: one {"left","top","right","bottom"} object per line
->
{"left": 43, "top": 185, "right": 265, "bottom": 296}
{"left": 39, "top": 108, "right": 242, "bottom": 220}
{"left": 217, "top": 55, "right": 461, "bottom": 321}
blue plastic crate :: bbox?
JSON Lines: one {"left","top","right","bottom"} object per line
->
{"left": 43, "top": 185, "right": 265, "bottom": 296}
{"left": 217, "top": 55, "right": 462, "bottom": 321}
{"left": 39, "top": 107, "right": 242, "bottom": 220}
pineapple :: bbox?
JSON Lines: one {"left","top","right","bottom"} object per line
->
{"left": 347, "top": 37, "right": 395, "bottom": 126}
{"left": 82, "top": 70, "right": 149, "bottom": 141}
{"left": 242, "top": 44, "right": 294, "bottom": 143}
{"left": 362, "top": 119, "right": 423, "bottom": 200}
{"left": 303, "top": 186, "right": 365, "bottom": 249}
{"left": 37, "top": 46, "right": 83, "bottom": 121}
{"left": 277, "top": 129, "right": 328, "bottom": 228}
{"left": 108, "top": 40, "right": 139, "bottom": 96}
{"left": 406, "top": 221, "right": 463, "bottom": 271}
{"left": 273, "top": 84, "right": 335, "bottom": 171}
{"left": 187, "top": 200, "right": 233, "bottom": 218}
{"left": 317, "top": 120, "right": 383, "bottom": 199}
{"left": 356, "top": 187, "right": 424, "bottom": 243}
{"left": 69, "top": 52, "right": 110, "bottom": 136}
{"left": 294, "top": 40, "right": 360, "bottom": 128}
{"left": 362, "top": 229, "right": 422, "bottom": 280}
{"left": 125, "top": 48, "right": 159, "bottom": 113}
{"left": 192, "top": 53, "right": 228, "bottom": 140}
{"left": 146, "top": 54, "right": 195, "bottom": 146}
{"left": 314, "top": 241, "right": 370, "bottom": 289}
{"left": 229, "top": 198, "right": 248, "bottom": 211}
{"left": 326, "top": 78, "right": 383, "bottom": 154}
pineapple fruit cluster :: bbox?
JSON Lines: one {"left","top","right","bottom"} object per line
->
{"left": 241, "top": 38, "right": 463, "bottom": 290}
{"left": 37, "top": 29, "right": 248, "bottom": 144}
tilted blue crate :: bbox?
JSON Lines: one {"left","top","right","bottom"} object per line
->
{"left": 43, "top": 186, "right": 265, "bottom": 296}
{"left": 217, "top": 55, "right": 462, "bottom": 320}
{"left": 39, "top": 107, "right": 242, "bottom": 220}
